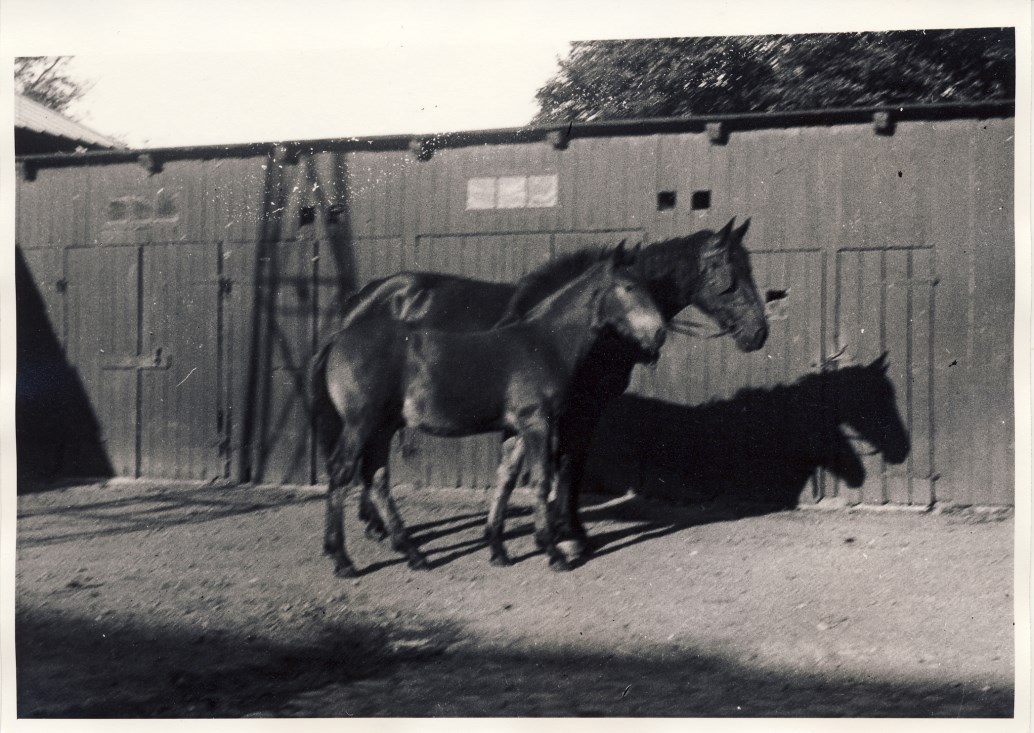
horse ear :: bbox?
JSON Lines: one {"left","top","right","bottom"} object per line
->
{"left": 733, "top": 217, "right": 751, "bottom": 244}
{"left": 613, "top": 239, "right": 641, "bottom": 267}
{"left": 703, "top": 220, "right": 735, "bottom": 260}
{"left": 872, "top": 351, "right": 890, "bottom": 372}
{"left": 609, "top": 240, "right": 630, "bottom": 269}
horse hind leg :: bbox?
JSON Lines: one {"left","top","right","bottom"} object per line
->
{"left": 485, "top": 435, "right": 526, "bottom": 566}
{"left": 358, "top": 485, "right": 388, "bottom": 541}
{"left": 323, "top": 442, "right": 360, "bottom": 578}
{"left": 363, "top": 431, "right": 430, "bottom": 571}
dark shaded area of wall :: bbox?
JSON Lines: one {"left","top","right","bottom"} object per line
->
{"left": 16, "top": 246, "right": 113, "bottom": 487}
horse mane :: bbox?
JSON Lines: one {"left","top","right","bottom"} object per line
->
{"left": 497, "top": 247, "right": 616, "bottom": 324}
{"left": 635, "top": 229, "right": 715, "bottom": 281}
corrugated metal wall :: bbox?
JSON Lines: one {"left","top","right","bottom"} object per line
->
{"left": 15, "top": 111, "right": 1014, "bottom": 506}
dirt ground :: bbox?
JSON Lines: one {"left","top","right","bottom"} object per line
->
{"left": 15, "top": 479, "right": 1015, "bottom": 718}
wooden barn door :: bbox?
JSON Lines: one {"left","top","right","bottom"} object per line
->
{"left": 65, "top": 247, "right": 140, "bottom": 477}
{"left": 831, "top": 247, "right": 936, "bottom": 506}
{"left": 137, "top": 244, "right": 224, "bottom": 479}
{"left": 64, "top": 244, "right": 224, "bottom": 480}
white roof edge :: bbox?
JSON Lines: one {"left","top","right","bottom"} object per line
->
{"left": 15, "top": 93, "right": 123, "bottom": 149}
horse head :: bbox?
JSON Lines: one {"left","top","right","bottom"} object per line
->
{"left": 827, "top": 353, "right": 911, "bottom": 467}
{"left": 690, "top": 218, "right": 769, "bottom": 352}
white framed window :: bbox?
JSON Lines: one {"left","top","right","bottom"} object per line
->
{"left": 466, "top": 174, "right": 558, "bottom": 210}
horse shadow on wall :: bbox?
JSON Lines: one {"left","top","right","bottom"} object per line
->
{"left": 582, "top": 355, "right": 911, "bottom": 510}
{"left": 15, "top": 247, "right": 113, "bottom": 489}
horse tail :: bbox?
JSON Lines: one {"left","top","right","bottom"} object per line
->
{"left": 310, "top": 338, "right": 343, "bottom": 466}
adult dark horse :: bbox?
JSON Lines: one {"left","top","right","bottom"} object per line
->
{"left": 311, "top": 251, "right": 666, "bottom": 576}
{"left": 335, "top": 218, "right": 768, "bottom": 560}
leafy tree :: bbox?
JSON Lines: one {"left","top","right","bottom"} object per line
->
{"left": 533, "top": 29, "right": 1014, "bottom": 124}
{"left": 15, "top": 56, "right": 89, "bottom": 115}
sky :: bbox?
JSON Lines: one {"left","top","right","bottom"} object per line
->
{"left": 63, "top": 44, "right": 573, "bottom": 148}
{"left": 8, "top": 0, "right": 1026, "bottom": 151}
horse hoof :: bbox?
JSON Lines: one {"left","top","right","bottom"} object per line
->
{"left": 490, "top": 553, "right": 513, "bottom": 567}
{"left": 408, "top": 555, "right": 431, "bottom": 571}
{"left": 556, "top": 538, "right": 586, "bottom": 562}
{"left": 335, "top": 564, "right": 359, "bottom": 579}
{"left": 549, "top": 556, "right": 573, "bottom": 572}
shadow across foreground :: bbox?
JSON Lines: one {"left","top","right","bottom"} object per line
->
{"left": 17, "top": 606, "right": 1011, "bottom": 717}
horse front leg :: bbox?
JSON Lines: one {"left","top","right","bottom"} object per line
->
{"left": 551, "top": 449, "right": 591, "bottom": 556}
{"left": 485, "top": 435, "right": 526, "bottom": 566}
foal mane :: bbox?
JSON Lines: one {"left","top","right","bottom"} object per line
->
{"left": 497, "top": 247, "right": 617, "bottom": 325}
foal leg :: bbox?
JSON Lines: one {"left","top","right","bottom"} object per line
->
{"left": 485, "top": 435, "right": 526, "bottom": 566}
{"left": 524, "top": 425, "right": 571, "bottom": 572}
{"left": 363, "top": 431, "right": 431, "bottom": 571}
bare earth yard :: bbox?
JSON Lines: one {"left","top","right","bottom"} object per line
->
{"left": 15, "top": 480, "right": 1014, "bottom": 717}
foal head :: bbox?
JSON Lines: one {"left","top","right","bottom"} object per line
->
{"left": 589, "top": 248, "right": 668, "bottom": 362}
{"left": 690, "top": 218, "right": 769, "bottom": 352}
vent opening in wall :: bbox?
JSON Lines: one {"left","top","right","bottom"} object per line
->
{"left": 657, "top": 191, "right": 677, "bottom": 211}
{"left": 691, "top": 190, "right": 711, "bottom": 210}
{"left": 765, "top": 288, "right": 790, "bottom": 320}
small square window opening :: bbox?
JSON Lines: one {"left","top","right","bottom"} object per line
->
{"left": 657, "top": 191, "right": 677, "bottom": 211}
{"left": 691, "top": 190, "right": 712, "bottom": 210}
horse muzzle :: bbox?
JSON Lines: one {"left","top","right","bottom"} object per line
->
{"left": 641, "top": 328, "right": 666, "bottom": 364}
{"left": 735, "top": 322, "right": 768, "bottom": 352}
